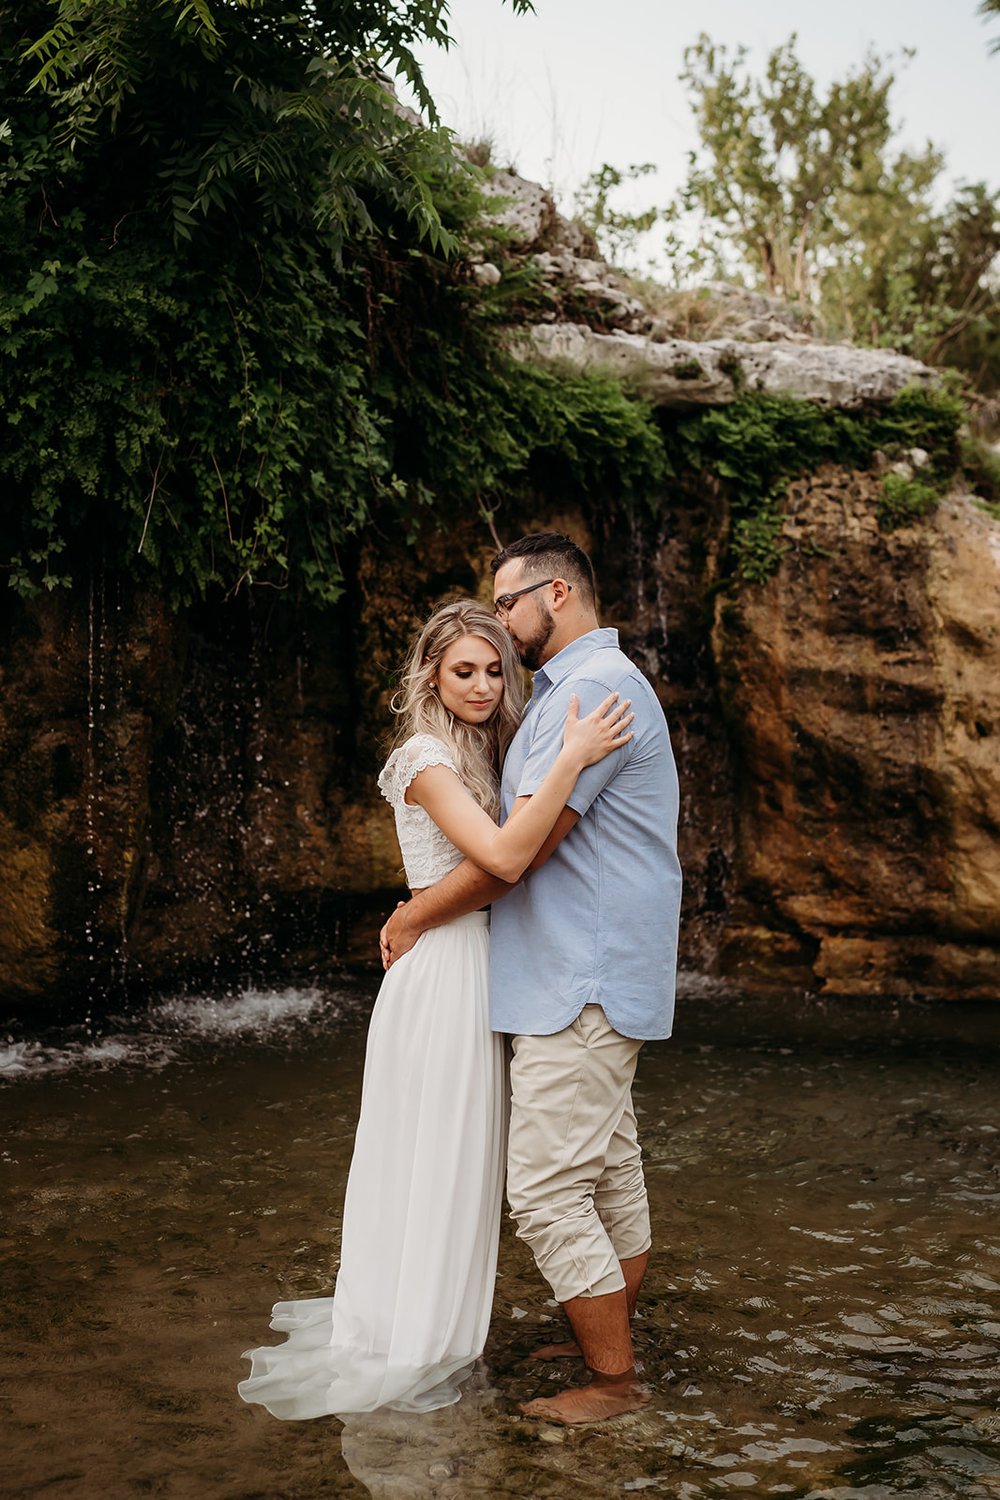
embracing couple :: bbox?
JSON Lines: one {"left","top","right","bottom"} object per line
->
{"left": 239, "top": 531, "right": 682, "bottom": 1427}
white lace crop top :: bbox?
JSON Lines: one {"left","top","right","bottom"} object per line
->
{"left": 377, "top": 733, "right": 466, "bottom": 888}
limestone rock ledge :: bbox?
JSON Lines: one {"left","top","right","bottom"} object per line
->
{"left": 481, "top": 166, "right": 939, "bottom": 410}
{"left": 518, "top": 322, "right": 936, "bottom": 410}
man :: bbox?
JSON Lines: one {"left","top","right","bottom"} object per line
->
{"left": 381, "top": 531, "right": 681, "bottom": 1424}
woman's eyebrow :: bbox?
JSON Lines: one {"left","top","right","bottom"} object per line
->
{"left": 448, "top": 660, "right": 499, "bottom": 669}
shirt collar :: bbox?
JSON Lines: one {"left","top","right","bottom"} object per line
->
{"left": 531, "top": 627, "right": 620, "bottom": 694}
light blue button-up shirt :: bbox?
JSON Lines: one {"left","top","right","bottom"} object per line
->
{"left": 490, "top": 628, "right": 682, "bottom": 1041}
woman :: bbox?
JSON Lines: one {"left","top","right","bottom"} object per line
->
{"left": 238, "top": 599, "right": 632, "bottom": 1420}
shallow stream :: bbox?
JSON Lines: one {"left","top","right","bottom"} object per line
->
{"left": 2, "top": 979, "right": 999, "bottom": 1498}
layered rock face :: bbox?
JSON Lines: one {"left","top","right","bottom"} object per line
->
{"left": 2, "top": 473, "right": 997, "bottom": 1005}
{"left": 712, "top": 478, "right": 1000, "bottom": 997}
{"left": 1, "top": 170, "right": 998, "bottom": 1008}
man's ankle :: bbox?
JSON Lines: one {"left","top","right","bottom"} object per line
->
{"left": 586, "top": 1363, "right": 637, "bottom": 1385}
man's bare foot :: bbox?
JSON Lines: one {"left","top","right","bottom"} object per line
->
{"left": 519, "top": 1378, "right": 649, "bottom": 1425}
{"left": 529, "top": 1340, "right": 582, "bottom": 1361}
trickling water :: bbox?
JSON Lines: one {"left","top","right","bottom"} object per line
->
{"left": 109, "top": 573, "right": 130, "bottom": 995}
{"left": 83, "top": 574, "right": 100, "bottom": 1035}
{"left": 1, "top": 981, "right": 998, "bottom": 1500}
{"left": 244, "top": 615, "right": 279, "bottom": 963}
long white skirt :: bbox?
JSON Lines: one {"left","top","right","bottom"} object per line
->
{"left": 237, "top": 911, "right": 505, "bottom": 1420}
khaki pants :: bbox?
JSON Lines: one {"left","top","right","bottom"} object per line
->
{"left": 506, "top": 1004, "right": 651, "bottom": 1304}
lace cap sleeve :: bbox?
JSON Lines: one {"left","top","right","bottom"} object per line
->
{"left": 378, "top": 733, "right": 459, "bottom": 808}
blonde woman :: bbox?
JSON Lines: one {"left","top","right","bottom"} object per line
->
{"left": 239, "top": 599, "right": 632, "bottom": 1420}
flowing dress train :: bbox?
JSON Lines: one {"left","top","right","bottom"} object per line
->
{"left": 238, "top": 908, "right": 505, "bottom": 1418}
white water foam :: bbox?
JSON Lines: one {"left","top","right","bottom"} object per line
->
{"left": 154, "top": 986, "right": 326, "bottom": 1038}
{"left": 674, "top": 969, "right": 730, "bottom": 1001}
{"left": 0, "top": 985, "right": 352, "bottom": 1083}
{"left": 0, "top": 1035, "right": 172, "bottom": 1080}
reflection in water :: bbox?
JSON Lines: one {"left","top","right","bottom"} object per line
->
{"left": 340, "top": 1368, "right": 502, "bottom": 1497}
{"left": 1, "top": 980, "right": 999, "bottom": 1499}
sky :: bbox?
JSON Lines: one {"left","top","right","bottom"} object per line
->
{"left": 401, "top": 0, "right": 999, "bottom": 271}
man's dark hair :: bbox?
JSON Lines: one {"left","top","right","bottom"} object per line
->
{"left": 491, "top": 531, "right": 596, "bottom": 607}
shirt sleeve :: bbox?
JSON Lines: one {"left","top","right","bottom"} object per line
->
{"left": 515, "top": 677, "right": 631, "bottom": 817}
{"left": 377, "top": 734, "right": 457, "bottom": 807}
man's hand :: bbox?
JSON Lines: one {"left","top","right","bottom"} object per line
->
{"left": 379, "top": 900, "right": 417, "bottom": 970}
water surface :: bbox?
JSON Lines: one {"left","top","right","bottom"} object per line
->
{"left": 2, "top": 980, "right": 999, "bottom": 1498}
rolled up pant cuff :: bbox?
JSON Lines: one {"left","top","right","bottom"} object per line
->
{"left": 598, "top": 1203, "right": 652, "bottom": 1264}
{"left": 533, "top": 1233, "right": 626, "bottom": 1304}
{"left": 613, "top": 1230, "right": 652, "bottom": 1264}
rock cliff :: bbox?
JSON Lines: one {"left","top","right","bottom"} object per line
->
{"left": 1, "top": 171, "right": 998, "bottom": 1008}
{"left": 712, "top": 479, "right": 1000, "bottom": 998}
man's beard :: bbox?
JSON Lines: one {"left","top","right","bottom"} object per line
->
{"left": 514, "top": 603, "right": 556, "bottom": 671}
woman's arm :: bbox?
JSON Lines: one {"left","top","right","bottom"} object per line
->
{"left": 407, "top": 693, "right": 632, "bottom": 883}
{"left": 380, "top": 803, "right": 581, "bottom": 967}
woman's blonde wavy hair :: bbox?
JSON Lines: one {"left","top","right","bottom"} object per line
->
{"left": 390, "top": 599, "right": 525, "bottom": 820}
